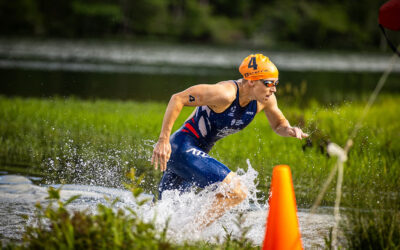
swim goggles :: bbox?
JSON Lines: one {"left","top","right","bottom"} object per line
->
{"left": 262, "top": 79, "right": 279, "bottom": 87}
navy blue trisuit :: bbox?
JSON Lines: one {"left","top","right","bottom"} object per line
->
{"left": 158, "top": 80, "right": 258, "bottom": 199}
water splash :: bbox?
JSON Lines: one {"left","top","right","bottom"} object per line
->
{"left": 0, "top": 159, "right": 335, "bottom": 248}
{"left": 43, "top": 139, "right": 154, "bottom": 189}
{"left": 142, "top": 159, "right": 266, "bottom": 244}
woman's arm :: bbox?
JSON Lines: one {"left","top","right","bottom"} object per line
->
{"left": 151, "top": 82, "right": 235, "bottom": 171}
{"left": 263, "top": 94, "right": 308, "bottom": 139}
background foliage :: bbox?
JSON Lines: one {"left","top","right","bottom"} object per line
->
{"left": 0, "top": 0, "right": 397, "bottom": 50}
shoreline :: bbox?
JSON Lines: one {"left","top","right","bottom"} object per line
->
{"left": 1, "top": 39, "right": 399, "bottom": 74}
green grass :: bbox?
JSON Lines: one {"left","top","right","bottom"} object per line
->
{"left": 1, "top": 95, "right": 400, "bottom": 248}
{"left": 343, "top": 209, "right": 400, "bottom": 249}
{"left": 1, "top": 95, "right": 399, "bottom": 207}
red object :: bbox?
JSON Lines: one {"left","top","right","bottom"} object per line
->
{"left": 379, "top": 0, "right": 400, "bottom": 30}
{"left": 184, "top": 123, "right": 200, "bottom": 138}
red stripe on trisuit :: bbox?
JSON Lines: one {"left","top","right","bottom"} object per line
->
{"left": 185, "top": 123, "right": 200, "bottom": 138}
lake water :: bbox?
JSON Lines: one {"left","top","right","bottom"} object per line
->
{"left": 1, "top": 68, "right": 400, "bottom": 105}
{"left": 0, "top": 39, "right": 399, "bottom": 103}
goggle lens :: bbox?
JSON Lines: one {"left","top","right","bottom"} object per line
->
{"left": 263, "top": 79, "right": 279, "bottom": 87}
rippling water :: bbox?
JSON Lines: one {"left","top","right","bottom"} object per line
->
{"left": 0, "top": 162, "right": 335, "bottom": 248}
{"left": 0, "top": 39, "right": 399, "bottom": 73}
{"left": 1, "top": 39, "right": 399, "bottom": 104}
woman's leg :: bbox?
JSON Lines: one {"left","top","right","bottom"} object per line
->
{"left": 158, "top": 132, "right": 247, "bottom": 227}
{"left": 158, "top": 169, "right": 193, "bottom": 199}
{"left": 195, "top": 172, "right": 248, "bottom": 228}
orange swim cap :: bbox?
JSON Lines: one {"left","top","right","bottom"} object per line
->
{"left": 239, "top": 54, "right": 279, "bottom": 80}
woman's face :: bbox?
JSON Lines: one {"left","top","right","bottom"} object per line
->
{"left": 252, "top": 78, "right": 278, "bottom": 103}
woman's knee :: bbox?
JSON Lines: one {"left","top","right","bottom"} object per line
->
{"left": 232, "top": 182, "right": 248, "bottom": 202}
{"left": 222, "top": 172, "right": 248, "bottom": 202}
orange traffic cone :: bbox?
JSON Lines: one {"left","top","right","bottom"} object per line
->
{"left": 263, "top": 165, "right": 303, "bottom": 250}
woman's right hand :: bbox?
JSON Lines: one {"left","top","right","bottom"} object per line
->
{"left": 151, "top": 138, "right": 171, "bottom": 172}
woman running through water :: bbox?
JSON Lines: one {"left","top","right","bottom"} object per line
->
{"left": 151, "top": 54, "right": 308, "bottom": 228}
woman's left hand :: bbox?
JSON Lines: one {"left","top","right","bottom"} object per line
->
{"left": 288, "top": 126, "right": 309, "bottom": 139}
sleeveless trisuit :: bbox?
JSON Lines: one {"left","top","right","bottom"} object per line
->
{"left": 158, "top": 80, "right": 258, "bottom": 199}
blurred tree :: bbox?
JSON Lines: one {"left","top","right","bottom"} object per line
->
{"left": 36, "top": 0, "right": 75, "bottom": 36}
{"left": 0, "top": 0, "right": 397, "bottom": 51}
{"left": 180, "top": 0, "right": 212, "bottom": 40}
{"left": 0, "top": 0, "right": 44, "bottom": 35}
{"left": 120, "top": 0, "right": 168, "bottom": 36}
{"left": 71, "top": 0, "right": 123, "bottom": 36}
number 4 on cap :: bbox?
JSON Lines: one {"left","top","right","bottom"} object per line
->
{"left": 248, "top": 57, "right": 258, "bottom": 70}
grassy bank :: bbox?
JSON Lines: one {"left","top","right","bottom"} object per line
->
{"left": 1, "top": 95, "right": 400, "bottom": 248}
{"left": 0, "top": 95, "right": 399, "bottom": 209}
